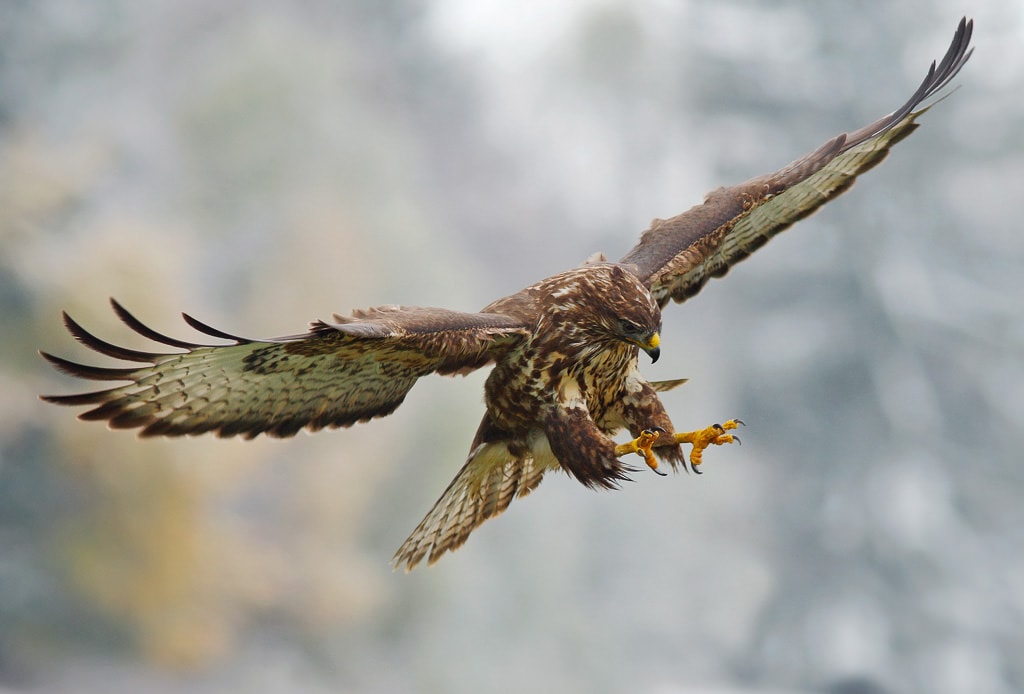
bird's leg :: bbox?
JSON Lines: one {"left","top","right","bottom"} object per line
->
{"left": 614, "top": 426, "right": 667, "bottom": 476}
{"left": 667, "top": 419, "right": 744, "bottom": 474}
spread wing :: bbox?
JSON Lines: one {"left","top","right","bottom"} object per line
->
{"left": 41, "top": 299, "right": 529, "bottom": 439}
{"left": 621, "top": 17, "right": 973, "bottom": 307}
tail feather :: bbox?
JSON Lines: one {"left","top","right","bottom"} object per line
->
{"left": 392, "top": 435, "right": 557, "bottom": 571}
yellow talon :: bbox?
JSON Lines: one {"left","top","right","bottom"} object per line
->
{"left": 614, "top": 427, "right": 666, "bottom": 476}
{"left": 670, "top": 419, "right": 744, "bottom": 473}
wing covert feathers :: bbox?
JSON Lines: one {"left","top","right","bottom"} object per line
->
{"left": 41, "top": 299, "right": 528, "bottom": 439}
{"left": 621, "top": 17, "right": 973, "bottom": 307}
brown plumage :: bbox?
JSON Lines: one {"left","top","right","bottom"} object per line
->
{"left": 40, "top": 19, "right": 973, "bottom": 570}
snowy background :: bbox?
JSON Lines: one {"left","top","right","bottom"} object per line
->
{"left": 2, "top": 1, "right": 1022, "bottom": 692}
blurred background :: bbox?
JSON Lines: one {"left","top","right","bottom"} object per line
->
{"left": 2, "top": 1, "right": 1022, "bottom": 692}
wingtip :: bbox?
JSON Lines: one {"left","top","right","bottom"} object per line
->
{"left": 180, "top": 311, "right": 252, "bottom": 343}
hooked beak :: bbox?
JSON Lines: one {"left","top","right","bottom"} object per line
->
{"left": 640, "top": 332, "right": 661, "bottom": 363}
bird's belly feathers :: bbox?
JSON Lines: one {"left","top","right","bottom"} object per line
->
{"left": 483, "top": 342, "right": 637, "bottom": 435}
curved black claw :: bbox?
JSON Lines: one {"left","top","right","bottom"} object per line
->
{"left": 726, "top": 419, "right": 743, "bottom": 444}
{"left": 690, "top": 462, "right": 703, "bottom": 475}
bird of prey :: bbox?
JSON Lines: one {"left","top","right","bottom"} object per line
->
{"left": 41, "top": 18, "right": 973, "bottom": 570}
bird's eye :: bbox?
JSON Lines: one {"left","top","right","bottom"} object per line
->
{"left": 619, "top": 319, "right": 641, "bottom": 335}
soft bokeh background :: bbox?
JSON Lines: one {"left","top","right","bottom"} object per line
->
{"left": 2, "top": 1, "right": 1022, "bottom": 692}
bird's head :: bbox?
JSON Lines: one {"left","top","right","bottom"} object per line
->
{"left": 598, "top": 267, "right": 662, "bottom": 362}
{"left": 538, "top": 263, "right": 662, "bottom": 363}
{"left": 612, "top": 314, "right": 662, "bottom": 363}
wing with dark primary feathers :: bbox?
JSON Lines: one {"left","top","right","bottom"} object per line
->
{"left": 40, "top": 299, "right": 529, "bottom": 439}
{"left": 621, "top": 17, "right": 973, "bottom": 307}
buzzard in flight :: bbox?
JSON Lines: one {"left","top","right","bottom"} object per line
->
{"left": 41, "top": 19, "right": 973, "bottom": 570}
